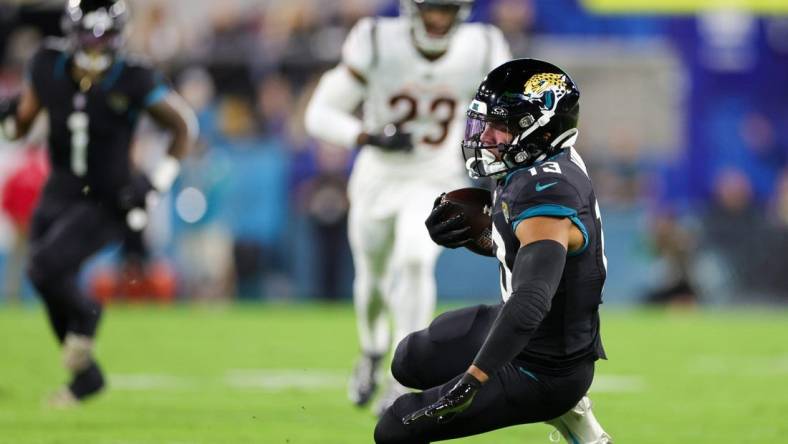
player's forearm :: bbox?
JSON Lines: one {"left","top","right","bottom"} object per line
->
{"left": 305, "top": 102, "right": 362, "bottom": 148}
{"left": 472, "top": 240, "right": 566, "bottom": 375}
{"left": 304, "top": 66, "right": 365, "bottom": 148}
{"left": 160, "top": 93, "right": 198, "bottom": 160}
{"left": 1, "top": 87, "right": 40, "bottom": 140}
{"left": 147, "top": 93, "right": 198, "bottom": 193}
{"left": 165, "top": 119, "right": 194, "bottom": 161}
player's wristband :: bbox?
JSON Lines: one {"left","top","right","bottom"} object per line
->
{"left": 362, "top": 124, "right": 412, "bottom": 152}
{"left": 150, "top": 155, "right": 180, "bottom": 193}
{"left": 458, "top": 372, "right": 482, "bottom": 389}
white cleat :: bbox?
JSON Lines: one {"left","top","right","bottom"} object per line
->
{"left": 348, "top": 354, "right": 382, "bottom": 407}
{"left": 545, "top": 396, "right": 613, "bottom": 444}
{"left": 46, "top": 387, "right": 79, "bottom": 409}
{"left": 373, "top": 380, "right": 410, "bottom": 417}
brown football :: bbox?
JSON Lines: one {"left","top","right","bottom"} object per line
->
{"left": 441, "top": 187, "right": 494, "bottom": 256}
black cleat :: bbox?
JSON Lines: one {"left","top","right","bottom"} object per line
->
{"left": 348, "top": 354, "right": 382, "bottom": 407}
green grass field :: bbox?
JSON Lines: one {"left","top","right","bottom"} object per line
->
{"left": 1, "top": 303, "right": 786, "bottom": 444}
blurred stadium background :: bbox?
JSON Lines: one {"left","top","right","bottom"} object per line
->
{"left": 0, "top": 0, "right": 787, "bottom": 443}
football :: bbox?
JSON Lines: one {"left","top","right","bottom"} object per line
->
{"left": 441, "top": 187, "right": 494, "bottom": 256}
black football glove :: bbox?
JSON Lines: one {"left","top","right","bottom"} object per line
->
{"left": 402, "top": 373, "right": 482, "bottom": 425}
{"left": 361, "top": 124, "right": 413, "bottom": 152}
{"left": 425, "top": 194, "right": 473, "bottom": 248}
{"left": 118, "top": 173, "right": 156, "bottom": 211}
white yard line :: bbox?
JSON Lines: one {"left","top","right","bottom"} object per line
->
{"left": 688, "top": 355, "right": 788, "bottom": 375}
{"left": 108, "top": 370, "right": 646, "bottom": 394}
{"left": 109, "top": 374, "right": 194, "bottom": 390}
{"left": 590, "top": 374, "right": 645, "bottom": 393}
{"left": 223, "top": 369, "right": 347, "bottom": 391}
{"left": 108, "top": 369, "right": 347, "bottom": 392}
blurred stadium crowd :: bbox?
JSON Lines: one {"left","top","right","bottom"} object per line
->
{"left": 0, "top": 0, "right": 787, "bottom": 305}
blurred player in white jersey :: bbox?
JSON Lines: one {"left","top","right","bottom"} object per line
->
{"left": 305, "top": 0, "right": 511, "bottom": 415}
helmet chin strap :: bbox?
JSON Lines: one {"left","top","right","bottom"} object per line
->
{"left": 550, "top": 128, "right": 579, "bottom": 148}
{"left": 519, "top": 108, "right": 555, "bottom": 141}
{"left": 507, "top": 114, "right": 577, "bottom": 164}
{"left": 466, "top": 148, "right": 508, "bottom": 179}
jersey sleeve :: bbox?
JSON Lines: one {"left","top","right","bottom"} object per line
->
{"left": 340, "top": 17, "right": 376, "bottom": 79}
{"left": 129, "top": 65, "right": 171, "bottom": 109}
{"left": 504, "top": 170, "right": 589, "bottom": 253}
{"left": 304, "top": 65, "right": 366, "bottom": 148}
{"left": 25, "top": 46, "right": 59, "bottom": 99}
{"left": 486, "top": 25, "right": 512, "bottom": 71}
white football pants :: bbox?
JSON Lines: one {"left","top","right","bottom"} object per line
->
{"left": 347, "top": 180, "right": 449, "bottom": 358}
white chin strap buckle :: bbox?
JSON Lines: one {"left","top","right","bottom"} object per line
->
{"left": 465, "top": 157, "right": 483, "bottom": 179}
{"left": 465, "top": 153, "right": 507, "bottom": 179}
{"left": 74, "top": 51, "right": 112, "bottom": 73}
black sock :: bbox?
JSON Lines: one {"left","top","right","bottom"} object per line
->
{"left": 69, "top": 361, "right": 105, "bottom": 400}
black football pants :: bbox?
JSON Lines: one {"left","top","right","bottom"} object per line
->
{"left": 27, "top": 190, "right": 123, "bottom": 343}
{"left": 375, "top": 304, "right": 594, "bottom": 443}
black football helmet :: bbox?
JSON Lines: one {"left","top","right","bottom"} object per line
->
{"left": 462, "top": 58, "right": 580, "bottom": 179}
{"left": 62, "top": 0, "right": 129, "bottom": 72}
{"left": 400, "top": 0, "right": 473, "bottom": 55}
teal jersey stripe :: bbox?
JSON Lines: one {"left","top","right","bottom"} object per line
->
{"left": 517, "top": 366, "right": 539, "bottom": 381}
{"left": 143, "top": 84, "right": 170, "bottom": 107}
{"left": 511, "top": 204, "right": 589, "bottom": 256}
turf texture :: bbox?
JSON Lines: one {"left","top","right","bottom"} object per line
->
{"left": 0, "top": 303, "right": 786, "bottom": 443}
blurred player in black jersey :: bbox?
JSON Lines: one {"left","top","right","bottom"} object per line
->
{"left": 0, "top": 0, "right": 197, "bottom": 406}
{"left": 374, "top": 59, "right": 613, "bottom": 443}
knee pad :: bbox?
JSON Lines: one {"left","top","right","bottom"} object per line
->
{"left": 391, "top": 334, "right": 421, "bottom": 389}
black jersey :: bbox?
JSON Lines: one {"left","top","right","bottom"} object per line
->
{"left": 27, "top": 39, "right": 170, "bottom": 201}
{"left": 491, "top": 147, "right": 607, "bottom": 374}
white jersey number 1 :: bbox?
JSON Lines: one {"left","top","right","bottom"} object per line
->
{"left": 67, "top": 111, "right": 89, "bottom": 177}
